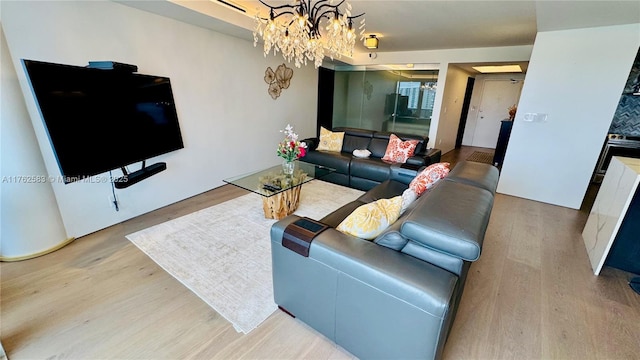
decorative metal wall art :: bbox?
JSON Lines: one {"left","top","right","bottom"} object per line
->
{"left": 265, "top": 64, "right": 293, "bottom": 100}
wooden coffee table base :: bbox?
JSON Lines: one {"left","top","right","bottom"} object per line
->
{"left": 262, "top": 186, "right": 302, "bottom": 220}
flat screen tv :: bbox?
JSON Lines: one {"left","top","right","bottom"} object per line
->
{"left": 23, "top": 59, "right": 184, "bottom": 184}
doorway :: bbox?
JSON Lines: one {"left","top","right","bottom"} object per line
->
{"left": 463, "top": 77, "right": 524, "bottom": 148}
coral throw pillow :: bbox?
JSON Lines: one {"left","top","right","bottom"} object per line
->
{"left": 382, "top": 134, "right": 419, "bottom": 163}
{"left": 337, "top": 196, "right": 403, "bottom": 240}
{"left": 316, "top": 127, "right": 345, "bottom": 152}
{"left": 409, "top": 162, "right": 451, "bottom": 196}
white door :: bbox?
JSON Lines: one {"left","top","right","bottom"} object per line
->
{"left": 471, "top": 79, "right": 523, "bottom": 148}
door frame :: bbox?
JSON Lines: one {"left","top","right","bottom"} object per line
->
{"left": 455, "top": 77, "right": 475, "bottom": 148}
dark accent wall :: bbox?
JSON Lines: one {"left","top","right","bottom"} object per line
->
{"left": 455, "top": 77, "right": 475, "bottom": 148}
{"left": 609, "top": 47, "right": 640, "bottom": 136}
{"left": 317, "top": 67, "right": 334, "bottom": 136}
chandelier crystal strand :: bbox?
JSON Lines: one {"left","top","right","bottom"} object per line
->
{"left": 253, "top": 0, "right": 365, "bottom": 68}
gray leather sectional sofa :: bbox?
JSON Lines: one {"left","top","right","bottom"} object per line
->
{"left": 301, "top": 127, "right": 442, "bottom": 191}
{"left": 270, "top": 161, "right": 499, "bottom": 359}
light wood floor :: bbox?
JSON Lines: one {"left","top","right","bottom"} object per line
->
{"left": 2, "top": 147, "right": 640, "bottom": 359}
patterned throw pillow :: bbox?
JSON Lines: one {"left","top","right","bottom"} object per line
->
{"left": 409, "top": 162, "right": 450, "bottom": 196}
{"left": 400, "top": 188, "right": 418, "bottom": 215}
{"left": 381, "top": 134, "right": 419, "bottom": 163}
{"left": 316, "top": 127, "right": 345, "bottom": 152}
{"left": 337, "top": 196, "right": 403, "bottom": 240}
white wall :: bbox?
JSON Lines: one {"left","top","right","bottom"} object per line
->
{"left": 498, "top": 24, "right": 640, "bottom": 209}
{"left": 433, "top": 65, "right": 474, "bottom": 154}
{"left": 1, "top": 1, "right": 318, "bottom": 239}
{"left": 1, "top": 25, "right": 68, "bottom": 259}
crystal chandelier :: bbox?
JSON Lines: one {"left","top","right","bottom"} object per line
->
{"left": 253, "top": 0, "right": 365, "bottom": 68}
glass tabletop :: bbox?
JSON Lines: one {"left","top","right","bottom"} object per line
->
{"left": 223, "top": 161, "right": 335, "bottom": 197}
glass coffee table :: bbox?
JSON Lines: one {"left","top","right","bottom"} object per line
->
{"left": 223, "top": 161, "right": 335, "bottom": 220}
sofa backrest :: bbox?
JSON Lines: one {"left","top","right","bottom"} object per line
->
{"left": 400, "top": 180, "right": 494, "bottom": 259}
{"left": 445, "top": 160, "right": 499, "bottom": 194}
{"left": 332, "top": 127, "right": 373, "bottom": 153}
{"left": 331, "top": 127, "right": 428, "bottom": 158}
{"left": 374, "top": 161, "right": 498, "bottom": 275}
{"left": 368, "top": 135, "right": 390, "bottom": 158}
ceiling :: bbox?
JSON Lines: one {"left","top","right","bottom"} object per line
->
{"left": 117, "top": 0, "right": 640, "bottom": 71}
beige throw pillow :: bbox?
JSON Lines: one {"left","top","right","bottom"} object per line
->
{"left": 316, "top": 127, "right": 344, "bottom": 152}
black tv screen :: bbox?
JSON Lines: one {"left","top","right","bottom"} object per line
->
{"left": 23, "top": 59, "right": 184, "bottom": 183}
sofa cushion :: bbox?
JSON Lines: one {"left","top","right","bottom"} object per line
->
{"left": 350, "top": 157, "right": 392, "bottom": 183}
{"left": 401, "top": 242, "right": 465, "bottom": 275}
{"left": 302, "top": 151, "right": 351, "bottom": 174}
{"left": 349, "top": 177, "right": 382, "bottom": 192}
{"left": 337, "top": 196, "right": 403, "bottom": 240}
{"left": 318, "top": 172, "right": 350, "bottom": 188}
{"left": 343, "top": 136, "right": 372, "bottom": 154}
{"left": 409, "top": 162, "right": 450, "bottom": 196}
{"left": 340, "top": 128, "right": 373, "bottom": 154}
{"left": 321, "top": 200, "right": 367, "bottom": 228}
{"left": 357, "top": 179, "right": 407, "bottom": 203}
{"left": 382, "top": 134, "right": 420, "bottom": 163}
{"left": 317, "top": 127, "right": 344, "bottom": 152}
{"left": 368, "top": 137, "right": 390, "bottom": 158}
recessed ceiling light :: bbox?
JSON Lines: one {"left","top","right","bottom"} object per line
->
{"left": 472, "top": 65, "right": 522, "bottom": 73}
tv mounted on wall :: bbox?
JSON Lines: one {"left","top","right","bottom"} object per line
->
{"left": 23, "top": 59, "right": 184, "bottom": 187}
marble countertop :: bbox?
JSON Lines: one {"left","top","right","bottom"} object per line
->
{"left": 615, "top": 156, "right": 640, "bottom": 174}
{"left": 582, "top": 156, "right": 640, "bottom": 275}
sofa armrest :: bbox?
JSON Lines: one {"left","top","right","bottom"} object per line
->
{"left": 407, "top": 148, "right": 441, "bottom": 167}
{"left": 271, "top": 215, "right": 459, "bottom": 360}
{"left": 406, "top": 155, "right": 427, "bottom": 166}
{"left": 423, "top": 148, "right": 442, "bottom": 165}
{"left": 271, "top": 215, "right": 457, "bottom": 320}
{"left": 301, "top": 137, "right": 319, "bottom": 150}
{"left": 389, "top": 164, "right": 419, "bottom": 185}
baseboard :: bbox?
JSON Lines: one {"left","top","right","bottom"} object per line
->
{"left": 0, "top": 237, "right": 76, "bottom": 262}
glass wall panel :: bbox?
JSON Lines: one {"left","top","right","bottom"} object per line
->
{"left": 332, "top": 68, "right": 438, "bottom": 138}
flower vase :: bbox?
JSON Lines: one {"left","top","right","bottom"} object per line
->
{"left": 282, "top": 160, "right": 295, "bottom": 175}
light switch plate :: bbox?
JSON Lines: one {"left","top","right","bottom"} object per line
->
{"left": 523, "top": 113, "right": 548, "bottom": 122}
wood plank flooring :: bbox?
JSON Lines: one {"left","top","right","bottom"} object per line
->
{"left": 2, "top": 146, "right": 639, "bottom": 359}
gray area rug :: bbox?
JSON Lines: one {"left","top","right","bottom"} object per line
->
{"left": 126, "top": 180, "right": 363, "bottom": 334}
{"left": 466, "top": 151, "right": 494, "bottom": 164}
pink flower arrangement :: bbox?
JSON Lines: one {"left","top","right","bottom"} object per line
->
{"left": 277, "top": 124, "right": 307, "bottom": 162}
